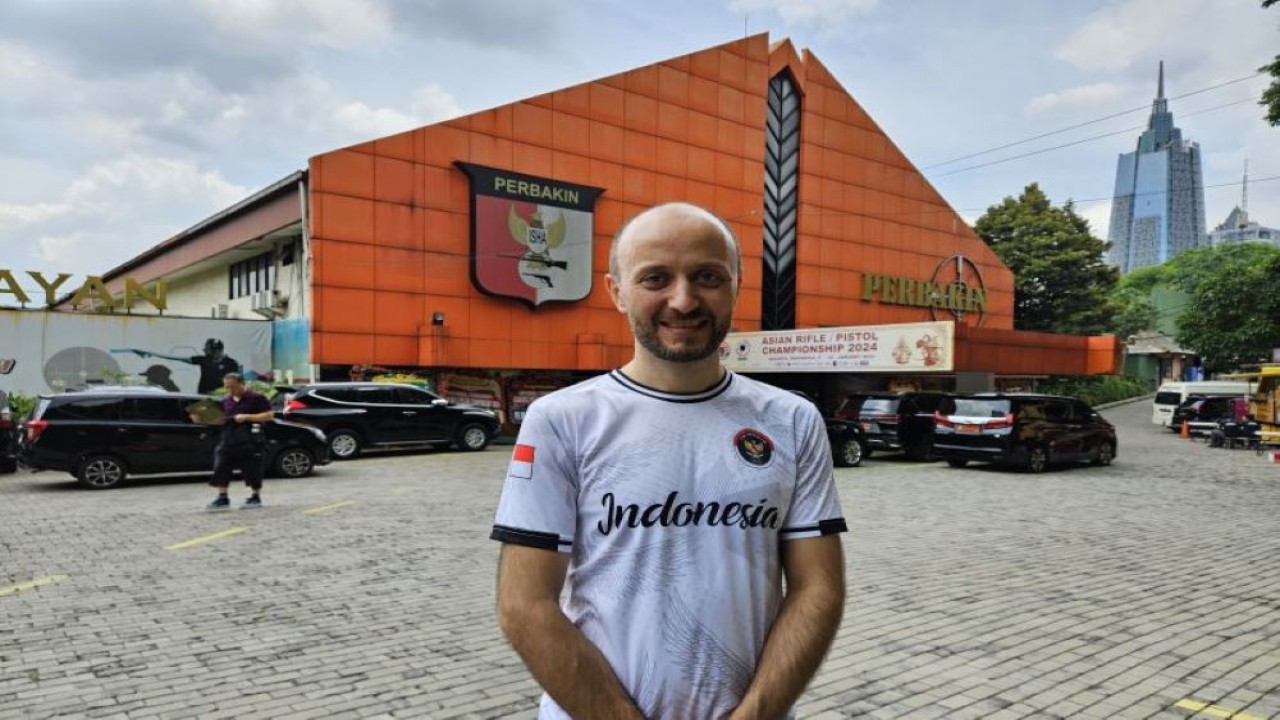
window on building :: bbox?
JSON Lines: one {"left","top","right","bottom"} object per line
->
{"left": 281, "top": 238, "right": 301, "bottom": 266}
{"left": 228, "top": 251, "right": 274, "bottom": 300}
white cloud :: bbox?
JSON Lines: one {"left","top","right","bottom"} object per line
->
{"left": 0, "top": 202, "right": 74, "bottom": 225}
{"left": 1025, "top": 83, "right": 1125, "bottom": 116}
{"left": 36, "top": 233, "right": 85, "bottom": 265}
{"left": 411, "top": 84, "right": 464, "bottom": 123}
{"left": 204, "top": 0, "right": 394, "bottom": 50}
{"left": 728, "top": 0, "right": 879, "bottom": 30}
{"left": 1056, "top": 0, "right": 1273, "bottom": 78}
{"left": 0, "top": 156, "right": 253, "bottom": 276}
{"left": 0, "top": 41, "right": 43, "bottom": 84}
{"left": 333, "top": 102, "right": 420, "bottom": 139}
{"left": 1078, "top": 200, "right": 1114, "bottom": 240}
{"left": 64, "top": 157, "right": 251, "bottom": 211}
{"left": 333, "top": 84, "right": 464, "bottom": 140}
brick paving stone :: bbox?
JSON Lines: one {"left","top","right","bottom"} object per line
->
{"left": 1, "top": 398, "right": 1278, "bottom": 718}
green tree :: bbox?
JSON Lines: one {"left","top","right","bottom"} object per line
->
{"left": 973, "top": 183, "right": 1119, "bottom": 335}
{"left": 1162, "top": 243, "right": 1280, "bottom": 371}
{"left": 1264, "top": 0, "right": 1280, "bottom": 125}
{"left": 1108, "top": 285, "right": 1158, "bottom": 341}
{"left": 1105, "top": 264, "right": 1166, "bottom": 340}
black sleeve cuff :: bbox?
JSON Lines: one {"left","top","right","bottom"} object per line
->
{"left": 779, "top": 517, "right": 848, "bottom": 537}
{"left": 490, "top": 524, "right": 573, "bottom": 551}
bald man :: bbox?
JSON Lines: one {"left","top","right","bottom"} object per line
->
{"left": 491, "top": 203, "right": 847, "bottom": 719}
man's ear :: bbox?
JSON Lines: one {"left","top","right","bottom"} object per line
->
{"left": 606, "top": 274, "right": 627, "bottom": 313}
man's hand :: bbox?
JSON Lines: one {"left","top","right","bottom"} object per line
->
{"left": 496, "top": 544, "right": 644, "bottom": 719}
{"left": 729, "top": 534, "right": 845, "bottom": 720}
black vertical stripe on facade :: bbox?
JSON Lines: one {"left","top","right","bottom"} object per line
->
{"left": 762, "top": 71, "right": 800, "bottom": 331}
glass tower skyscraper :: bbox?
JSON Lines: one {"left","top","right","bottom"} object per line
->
{"left": 1106, "top": 63, "right": 1206, "bottom": 273}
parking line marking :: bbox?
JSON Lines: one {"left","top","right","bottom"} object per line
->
{"left": 165, "top": 527, "right": 247, "bottom": 551}
{"left": 1174, "top": 699, "right": 1263, "bottom": 720}
{"left": 302, "top": 500, "right": 355, "bottom": 515}
{"left": 0, "top": 574, "right": 68, "bottom": 598}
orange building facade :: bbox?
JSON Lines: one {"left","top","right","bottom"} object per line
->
{"left": 306, "top": 34, "right": 1118, "bottom": 383}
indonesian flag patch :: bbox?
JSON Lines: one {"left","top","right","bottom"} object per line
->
{"left": 509, "top": 444, "right": 535, "bottom": 480}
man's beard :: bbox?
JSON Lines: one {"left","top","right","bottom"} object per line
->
{"left": 631, "top": 309, "right": 731, "bottom": 363}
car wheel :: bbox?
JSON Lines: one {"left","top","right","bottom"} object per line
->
{"left": 833, "top": 437, "right": 863, "bottom": 467}
{"left": 1025, "top": 446, "right": 1049, "bottom": 473}
{"left": 274, "top": 448, "right": 315, "bottom": 478}
{"left": 76, "top": 454, "right": 127, "bottom": 489}
{"left": 328, "top": 429, "right": 362, "bottom": 460}
{"left": 945, "top": 458, "right": 969, "bottom": 468}
{"left": 456, "top": 423, "right": 491, "bottom": 452}
{"left": 1092, "top": 442, "right": 1114, "bottom": 467}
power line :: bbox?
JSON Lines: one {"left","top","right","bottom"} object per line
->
{"left": 768, "top": 173, "right": 1280, "bottom": 224}
{"left": 927, "top": 97, "right": 1259, "bottom": 179}
{"left": 922, "top": 72, "right": 1263, "bottom": 170}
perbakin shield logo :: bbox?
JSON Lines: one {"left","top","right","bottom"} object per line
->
{"left": 734, "top": 428, "right": 775, "bottom": 468}
{"left": 456, "top": 162, "right": 605, "bottom": 309}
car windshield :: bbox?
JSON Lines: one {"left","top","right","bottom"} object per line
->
{"left": 943, "top": 398, "right": 1011, "bottom": 418}
{"left": 1155, "top": 392, "right": 1183, "bottom": 405}
{"left": 859, "top": 398, "right": 898, "bottom": 414}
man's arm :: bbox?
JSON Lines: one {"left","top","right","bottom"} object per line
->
{"left": 234, "top": 408, "right": 274, "bottom": 423}
{"left": 130, "top": 349, "right": 197, "bottom": 363}
{"left": 234, "top": 396, "right": 274, "bottom": 424}
{"left": 496, "top": 544, "right": 644, "bottom": 720}
{"left": 729, "top": 534, "right": 846, "bottom": 720}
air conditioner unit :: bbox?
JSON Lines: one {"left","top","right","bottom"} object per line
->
{"left": 211, "top": 304, "right": 229, "bottom": 319}
{"left": 250, "top": 291, "right": 281, "bottom": 319}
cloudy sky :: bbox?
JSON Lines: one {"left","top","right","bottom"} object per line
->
{"left": 2, "top": 0, "right": 1277, "bottom": 279}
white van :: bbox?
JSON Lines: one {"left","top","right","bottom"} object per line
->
{"left": 1152, "top": 381, "right": 1252, "bottom": 427}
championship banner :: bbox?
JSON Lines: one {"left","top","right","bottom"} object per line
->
{"left": 456, "top": 162, "right": 604, "bottom": 309}
{"left": 719, "top": 321, "right": 955, "bottom": 373}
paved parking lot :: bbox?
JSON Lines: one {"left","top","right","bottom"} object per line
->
{"left": 2, "top": 398, "right": 1278, "bottom": 719}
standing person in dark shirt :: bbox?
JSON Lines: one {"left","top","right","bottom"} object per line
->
{"left": 133, "top": 338, "right": 241, "bottom": 394}
{"left": 194, "top": 373, "right": 273, "bottom": 511}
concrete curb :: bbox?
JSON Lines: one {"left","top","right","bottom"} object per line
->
{"left": 1095, "top": 392, "right": 1156, "bottom": 410}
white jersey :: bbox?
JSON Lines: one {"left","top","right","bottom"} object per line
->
{"left": 491, "top": 370, "right": 846, "bottom": 719}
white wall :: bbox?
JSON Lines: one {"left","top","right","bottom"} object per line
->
{"left": 152, "top": 246, "right": 309, "bottom": 322}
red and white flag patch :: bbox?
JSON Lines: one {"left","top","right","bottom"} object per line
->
{"left": 509, "top": 444, "right": 535, "bottom": 480}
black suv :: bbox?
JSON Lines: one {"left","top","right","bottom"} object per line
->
{"left": 18, "top": 389, "right": 331, "bottom": 489}
{"left": 0, "top": 390, "right": 17, "bottom": 473}
{"left": 1171, "top": 395, "right": 1243, "bottom": 434}
{"left": 788, "top": 390, "right": 866, "bottom": 467}
{"left": 838, "top": 391, "right": 948, "bottom": 460}
{"left": 932, "top": 393, "right": 1116, "bottom": 473}
{"left": 275, "top": 382, "right": 501, "bottom": 459}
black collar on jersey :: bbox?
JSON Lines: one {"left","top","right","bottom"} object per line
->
{"left": 609, "top": 369, "right": 734, "bottom": 403}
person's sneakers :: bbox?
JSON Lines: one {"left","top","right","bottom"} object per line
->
{"left": 241, "top": 496, "right": 263, "bottom": 510}
{"left": 206, "top": 496, "right": 231, "bottom": 511}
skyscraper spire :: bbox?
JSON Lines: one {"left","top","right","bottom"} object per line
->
{"left": 1151, "top": 60, "right": 1168, "bottom": 116}
{"left": 1142, "top": 61, "right": 1175, "bottom": 150}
